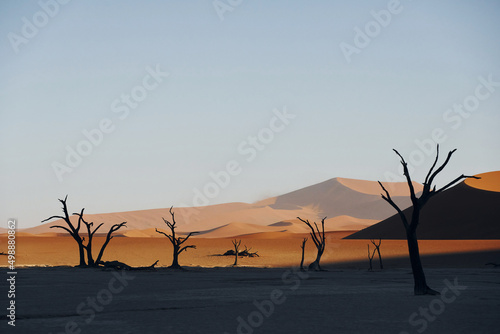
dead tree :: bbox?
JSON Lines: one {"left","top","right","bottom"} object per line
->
{"left": 232, "top": 239, "right": 241, "bottom": 266}
{"left": 367, "top": 244, "right": 375, "bottom": 271}
{"left": 300, "top": 237, "right": 308, "bottom": 271}
{"left": 379, "top": 145, "right": 479, "bottom": 295}
{"left": 73, "top": 209, "right": 127, "bottom": 267}
{"left": 98, "top": 259, "right": 159, "bottom": 271}
{"left": 155, "top": 207, "right": 198, "bottom": 269}
{"left": 73, "top": 209, "right": 102, "bottom": 267}
{"left": 370, "top": 239, "right": 383, "bottom": 270}
{"left": 42, "top": 196, "right": 86, "bottom": 267}
{"left": 43, "top": 197, "right": 127, "bottom": 267}
{"left": 297, "top": 217, "right": 326, "bottom": 271}
{"left": 240, "top": 245, "right": 259, "bottom": 257}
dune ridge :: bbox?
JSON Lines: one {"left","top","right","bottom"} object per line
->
{"left": 17, "top": 173, "right": 498, "bottom": 239}
{"left": 346, "top": 171, "right": 500, "bottom": 240}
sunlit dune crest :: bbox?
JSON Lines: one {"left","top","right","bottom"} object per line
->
{"left": 337, "top": 177, "right": 423, "bottom": 196}
{"left": 347, "top": 170, "right": 500, "bottom": 240}
{"left": 465, "top": 171, "right": 500, "bottom": 192}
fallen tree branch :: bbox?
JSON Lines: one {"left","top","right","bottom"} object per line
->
{"left": 97, "top": 260, "right": 159, "bottom": 271}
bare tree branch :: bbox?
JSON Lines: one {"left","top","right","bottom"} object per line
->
{"left": 426, "top": 148, "right": 457, "bottom": 188}
{"left": 378, "top": 181, "right": 409, "bottom": 230}
{"left": 95, "top": 222, "right": 127, "bottom": 264}
{"left": 393, "top": 149, "right": 417, "bottom": 203}
{"left": 49, "top": 225, "right": 73, "bottom": 235}
{"left": 178, "top": 231, "right": 199, "bottom": 246}
{"left": 155, "top": 228, "right": 174, "bottom": 243}
{"left": 41, "top": 215, "right": 65, "bottom": 223}
{"left": 179, "top": 245, "right": 196, "bottom": 254}
{"left": 424, "top": 144, "right": 440, "bottom": 187}
{"left": 434, "top": 174, "right": 480, "bottom": 196}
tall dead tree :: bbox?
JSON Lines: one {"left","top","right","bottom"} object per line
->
{"left": 155, "top": 207, "right": 198, "bottom": 269}
{"left": 297, "top": 217, "right": 326, "bottom": 271}
{"left": 379, "top": 145, "right": 479, "bottom": 295}
{"left": 370, "top": 239, "right": 383, "bottom": 270}
{"left": 42, "top": 196, "right": 86, "bottom": 267}
{"left": 300, "top": 237, "right": 308, "bottom": 271}
{"left": 232, "top": 239, "right": 241, "bottom": 266}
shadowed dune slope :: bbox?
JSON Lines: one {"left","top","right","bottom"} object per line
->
{"left": 271, "top": 177, "right": 421, "bottom": 220}
{"left": 345, "top": 172, "right": 500, "bottom": 240}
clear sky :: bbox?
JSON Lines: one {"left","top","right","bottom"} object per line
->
{"left": 1, "top": 0, "right": 499, "bottom": 228}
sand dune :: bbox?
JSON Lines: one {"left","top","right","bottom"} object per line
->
{"left": 118, "top": 215, "right": 376, "bottom": 239}
{"left": 191, "top": 222, "right": 286, "bottom": 238}
{"left": 325, "top": 215, "right": 379, "bottom": 231}
{"left": 19, "top": 177, "right": 422, "bottom": 238}
{"left": 346, "top": 171, "right": 500, "bottom": 240}
{"left": 465, "top": 170, "right": 500, "bottom": 192}
{"left": 337, "top": 177, "right": 422, "bottom": 196}
{"left": 270, "top": 177, "right": 419, "bottom": 220}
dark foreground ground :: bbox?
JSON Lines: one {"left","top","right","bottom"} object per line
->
{"left": 1, "top": 267, "right": 499, "bottom": 334}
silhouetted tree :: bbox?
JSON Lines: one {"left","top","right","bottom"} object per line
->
{"left": 155, "top": 207, "right": 198, "bottom": 269}
{"left": 379, "top": 145, "right": 479, "bottom": 295}
{"left": 370, "top": 238, "right": 383, "bottom": 270}
{"left": 297, "top": 217, "right": 326, "bottom": 271}
{"left": 300, "top": 237, "right": 308, "bottom": 271}
{"left": 367, "top": 244, "right": 375, "bottom": 271}
{"left": 232, "top": 239, "right": 241, "bottom": 266}
{"left": 42, "top": 196, "right": 85, "bottom": 267}
{"left": 43, "top": 197, "right": 127, "bottom": 267}
{"left": 74, "top": 209, "right": 102, "bottom": 267}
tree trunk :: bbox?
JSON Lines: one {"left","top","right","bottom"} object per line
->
{"left": 170, "top": 246, "right": 181, "bottom": 269}
{"left": 76, "top": 238, "right": 86, "bottom": 267}
{"left": 308, "top": 250, "right": 323, "bottom": 271}
{"left": 86, "top": 241, "right": 95, "bottom": 267}
{"left": 300, "top": 245, "right": 306, "bottom": 271}
{"left": 406, "top": 229, "right": 439, "bottom": 295}
{"left": 377, "top": 248, "right": 383, "bottom": 270}
{"left": 368, "top": 244, "right": 373, "bottom": 271}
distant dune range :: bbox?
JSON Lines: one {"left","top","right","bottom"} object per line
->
{"left": 3, "top": 172, "right": 500, "bottom": 268}
{"left": 346, "top": 171, "right": 500, "bottom": 240}
{"left": 19, "top": 177, "right": 419, "bottom": 238}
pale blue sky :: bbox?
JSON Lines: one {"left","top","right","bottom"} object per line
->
{"left": 1, "top": 0, "right": 499, "bottom": 228}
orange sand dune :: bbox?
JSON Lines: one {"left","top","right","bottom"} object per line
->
{"left": 191, "top": 222, "right": 286, "bottom": 238}
{"left": 465, "top": 171, "right": 500, "bottom": 192}
{"left": 324, "top": 215, "right": 379, "bottom": 231}
{"left": 23, "top": 177, "right": 420, "bottom": 238}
